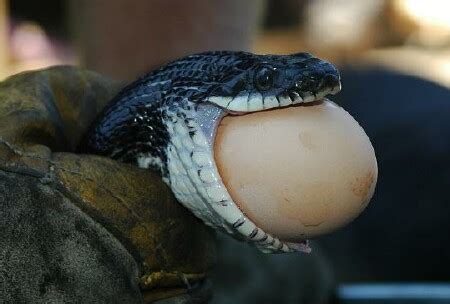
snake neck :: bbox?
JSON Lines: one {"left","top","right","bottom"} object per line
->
{"left": 79, "top": 79, "right": 172, "bottom": 178}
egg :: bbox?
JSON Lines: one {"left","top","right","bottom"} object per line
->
{"left": 214, "top": 99, "right": 377, "bottom": 241}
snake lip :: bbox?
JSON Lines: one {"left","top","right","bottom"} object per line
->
{"left": 207, "top": 83, "right": 341, "bottom": 115}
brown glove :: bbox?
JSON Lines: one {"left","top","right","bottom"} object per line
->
{"left": 0, "top": 66, "right": 216, "bottom": 303}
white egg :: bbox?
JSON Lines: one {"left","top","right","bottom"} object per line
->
{"left": 214, "top": 99, "right": 377, "bottom": 241}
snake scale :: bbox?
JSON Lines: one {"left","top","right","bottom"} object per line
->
{"left": 79, "top": 51, "right": 341, "bottom": 253}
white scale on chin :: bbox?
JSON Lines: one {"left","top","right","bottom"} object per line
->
{"left": 278, "top": 95, "right": 292, "bottom": 106}
{"left": 263, "top": 95, "right": 279, "bottom": 109}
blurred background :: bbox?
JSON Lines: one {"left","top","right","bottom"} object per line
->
{"left": 1, "top": 0, "right": 449, "bottom": 303}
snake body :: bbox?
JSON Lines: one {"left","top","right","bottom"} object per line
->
{"left": 80, "top": 51, "right": 341, "bottom": 253}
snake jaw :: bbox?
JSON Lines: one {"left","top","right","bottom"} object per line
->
{"left": 206, "top": 82, "right": 341, "bottom": 114}
{"left": 164, "top": 101, "right": 309, "bottom": 253}
{"left": 178, "top": 67, "right": 341, "bottom": 252}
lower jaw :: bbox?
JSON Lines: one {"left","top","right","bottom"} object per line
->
{"left": 180, "top": 103, "right": 307, "bottom": 253}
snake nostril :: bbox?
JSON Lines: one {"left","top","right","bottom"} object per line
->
{"left": 323, "top": 74, "right": 340, "bottom": 88}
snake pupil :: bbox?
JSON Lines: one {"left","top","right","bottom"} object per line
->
{"left": 255, "top": 66, "right": 274, "bottom": 91}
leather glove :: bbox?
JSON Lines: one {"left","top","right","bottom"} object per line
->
{"left": 0, "top": 66, "right": 216, "bottom": 303}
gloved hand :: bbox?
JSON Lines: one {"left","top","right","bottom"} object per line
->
{"left": 0, "top": 66, "right": 216, "bottom": 304}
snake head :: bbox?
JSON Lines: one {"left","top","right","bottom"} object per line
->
{"left": 205, "top": 52, "right": 341, "bottom": 113}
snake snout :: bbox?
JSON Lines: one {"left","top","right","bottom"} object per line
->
{"left": 314, "top": 74, "right": 341, "bottom": 97}
{"left": 321, "top": 74, "right": 340, "bottom": 92}
{"left": 295, "top": 72, "right": 340, "bottom": 93}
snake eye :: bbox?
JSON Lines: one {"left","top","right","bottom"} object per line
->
{"left": 255, "top": 66, "right": 275, "bottom": 91}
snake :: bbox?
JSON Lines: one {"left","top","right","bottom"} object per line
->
{"left": 79, "top": 51, "right": 341, "bottom": 253}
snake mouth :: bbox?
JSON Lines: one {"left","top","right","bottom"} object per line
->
{"left": 188, "top": 84, "right": 342, "bottom": 253}
{"left": 170, "top": 76, "right": 341, "bottom": 253}
{"left": 168, "top": 99, "right": 318, "bottom": 253}
{"left": 207, "top": 83, "right": 341, "bottom": 114}
{"left": 168, "top": 84, "right": 343, "bottom": 253}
